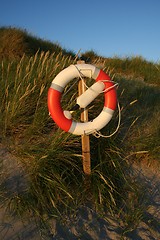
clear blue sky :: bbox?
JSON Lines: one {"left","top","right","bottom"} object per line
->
{"left": 1, "top": 0, "right": 160, "bottom": 63}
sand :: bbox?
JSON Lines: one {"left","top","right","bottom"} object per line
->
{"left": 0, "top": 144, "right": 159, "bottom": 240}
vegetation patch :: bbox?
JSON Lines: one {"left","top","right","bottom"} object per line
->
{"left": 0, "top": 27, "right": 160, "bottom": 239}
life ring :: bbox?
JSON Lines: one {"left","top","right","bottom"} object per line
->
{"left": 48, "top": 64, "right": 117, "bottom": 135}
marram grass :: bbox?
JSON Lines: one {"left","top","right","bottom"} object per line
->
{"left": 0, "top": 46, "right": 160, "bottom": 238}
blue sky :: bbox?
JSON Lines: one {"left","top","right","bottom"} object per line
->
{"left": 1, "top": 0, "right": 160, "bottom": 62}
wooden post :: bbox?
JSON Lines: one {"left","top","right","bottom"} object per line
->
{"left": 77, "top": 61, "right": 91, "bottom": 175}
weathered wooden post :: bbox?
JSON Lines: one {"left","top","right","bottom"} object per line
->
{"left": 77, "top": 60, "right": 91, "bottom": 175}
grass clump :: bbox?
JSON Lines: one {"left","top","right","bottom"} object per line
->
{"left": 106, "top": 56, "right": 160, "bottom": 85}
{"left": 82, "top": 50, "right": 160, "bottom": 85}
{"left": 0, "top": 27, "right": 75, "bottom": 61}
{"left": 116, "top": 77, "right": 160, "bottom": 162}
{"left": 0, "top": 50, "right": 73, "bottom": 137}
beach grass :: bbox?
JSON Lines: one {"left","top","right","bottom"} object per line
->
{"left": 0, "top": 27, "right": 160, "bottom": 238}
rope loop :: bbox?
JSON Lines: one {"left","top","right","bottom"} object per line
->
{"left": 92, "top": 102, "right": 121, "bottom": 138}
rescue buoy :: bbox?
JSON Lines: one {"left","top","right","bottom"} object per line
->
{"left": 48, "top": 64, "right": 117, "bottom": 135}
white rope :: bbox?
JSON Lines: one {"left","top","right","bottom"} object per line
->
{"left": 92, "top": 101, "right": 121, "bottom": 138}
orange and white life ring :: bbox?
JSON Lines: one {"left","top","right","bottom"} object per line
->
{"left": 48, "top": 64, "right": 117, "bottom": 135}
